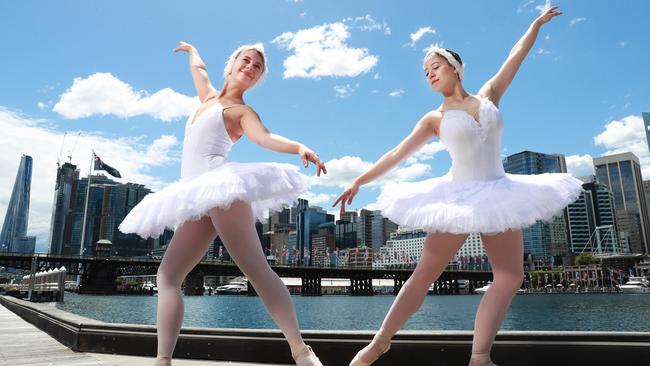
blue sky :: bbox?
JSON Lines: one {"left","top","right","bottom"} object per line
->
{"left": 1, "top": 0, "right": 649, "bottom": 253}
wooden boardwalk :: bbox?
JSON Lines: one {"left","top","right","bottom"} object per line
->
{"left": 0, "top": 303, "right": 110, "bottom": 365}
{"left": 0, "top": 303, "right": 284, "bottom": 366}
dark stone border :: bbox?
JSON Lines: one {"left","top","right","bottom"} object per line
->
{"left": 2, "top": 295, "right": 649, "bottom": 365}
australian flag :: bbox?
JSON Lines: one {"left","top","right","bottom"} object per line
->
{"left": 94, "top": 153, "right": 122, "bottom": 178}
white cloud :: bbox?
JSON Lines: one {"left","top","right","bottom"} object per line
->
{"left": 271, "top": 22, "right": 379, "bottom": 79}
{"left": 299, "top": 12, "right": 307, "bottom": 17}
{"left": 517, "top": 0, "right": 535, "bottom": 13}
{"left": 333, "top": 84, "right": 358, "bottom": 98}
{"left": 373, "top": 73, "right": 379, "bottom": 80}
{"left": 0, "top": 107, "right": 181, "bottom": 252}
{"left": 536, "top": 48, "right": 551, "bottom": 55}
{"left": 409, "top": 27, "right": 436, "bottom": 48}
{"left": 535, "top": 0, "right": 551, "bottom": 15}
{"left": 53, "top": 73, "right": 198, "bottom": 122}
{"left": 594, "top": 115, "right": 650, "bottom": 178}
{"left": 299, "top": 191, "right": 337, "bottom": 205}
{"left": 388, "top": 89, "right": 404, "bottom": 97}
{"left": 311, "top": 155, "right": 430, "bottom": 189}
{"left": 618, "top": 41, "right": 626, "bottom": 47}
{"left": 37, "top": 101, "right": 46, "bottom": 110}
{"left": 544, "top": 35, "right": 551, "bottom": 41}
{"left": 405, "top": 141, "right": 447, "bottom": 164}
{"left": 570, "top": 17, "right": 586, "bottom": 26}
{"left": 566, "top": 154, "right": 594, "bottom": 177}
{"left": 345, "top": 15, "right": 391, "bottom": 35}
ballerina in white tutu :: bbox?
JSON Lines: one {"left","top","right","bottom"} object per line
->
{"left": 119, "top": 41, "right": 326, "bottom": 366}
{"left": 334, "top": 6, "right": 580, "bottom": 366}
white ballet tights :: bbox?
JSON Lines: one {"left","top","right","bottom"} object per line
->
{"left": 355, "top": 230, "right": 523, "bottom": 365}
{"left": 155, "top": 201, "right": 306, "bottom": 360}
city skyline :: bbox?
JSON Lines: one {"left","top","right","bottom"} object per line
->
{"left": 1, "top": 1, "right": 649, "bottom": 252}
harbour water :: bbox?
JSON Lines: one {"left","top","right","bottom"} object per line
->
{"left": 54, "top": 293, "right": 650, "bottom": 332}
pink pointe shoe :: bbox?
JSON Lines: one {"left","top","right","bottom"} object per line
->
{"left": 349, "top": 333, "right": 391, "bottom": 366}
{"left": 469, "top": 352, "right": 498, "bottom": 366}
{"left": 291, "top": 340, "right": 323, "bottom": 366}
{"left": 154, "top": 356, "right": 171, "bottom": 366}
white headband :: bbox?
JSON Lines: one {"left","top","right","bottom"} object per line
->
{"left": 423, "top": 46, "right": 464, "bottom": 80}
{"left": 223, "top": 43, "right": 268, "bottom": 88}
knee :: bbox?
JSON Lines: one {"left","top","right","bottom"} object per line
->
{"left": 493, "top": 270, "right": 524, "bottom": 293}
{"left": 157, "top": 265, "right": 183, "bottom": 288}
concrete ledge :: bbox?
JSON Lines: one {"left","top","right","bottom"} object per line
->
{"left": 2, "top": 295, "right": 649, "bottom": 365}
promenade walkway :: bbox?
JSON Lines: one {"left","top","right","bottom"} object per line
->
{"left": 0, "top": 304, "right": 283, "bottom": 366}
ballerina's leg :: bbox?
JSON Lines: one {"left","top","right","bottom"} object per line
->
{"left": 470, "top": 229, "right": 524, "bottom": 366}
{"left": 351, "top": 232, "right": 468, "bottom": 365}
{"left": 156, "top": 216, "right": 217, "bottom": 363}
{"left": 209, "top": 201, "right": 321, "bottom": 365}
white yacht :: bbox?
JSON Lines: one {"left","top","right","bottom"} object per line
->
{"left": 474, "top": 282, "right": 526, "bottom": 294}
{"left": 216, "top": 278, "right": 248, "bottom": 295}
{"left": 474, "top": 282, "right": 492, "bottom": 294}
{"left": 618, "top": 277, "right": 650, "bottom": 294}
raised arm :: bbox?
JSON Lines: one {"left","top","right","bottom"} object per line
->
{"left": 173, "top": 41, "right": 218, "bottom": 103}
{"left": 479, "top": 6, "right": 562, "bottom": 105}
{"left": 333, "top": 112, "right": 439, "bottom": 213}
{"left": 240, "top": 107, "right": 327, "bottom": 176}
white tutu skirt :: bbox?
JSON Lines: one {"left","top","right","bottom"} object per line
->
{"left": 119, "top": 162, "right": 310, "bottom": 238}
{"left": 376, "top": 172, "right": 583, "bottom": 234}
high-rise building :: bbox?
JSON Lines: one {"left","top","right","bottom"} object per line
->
{"left": 293, "top": 199, "right": 334, "bottom": 265}
{"left": 567, "top": 177, "right": 620, "bottom": 255}
{"left": 641, "top": 112, "right": 650, "bottom": 154}
{"left": 593, "top": 152, "right": 650, "bottom": 254}
{"left": 48, "top": 162, "right": 80, "bottom": 255}
{"left": 335, "top": 218, "right": 358, "bottom": 250}
{"left": 0, "top": 155, "right": 35, "bottom": 253}
{"left": 69, "top": 174, "right": 154, "bottom": 257}
{"left": 503, "top": 151, "right": 571, "bottom": 263}
{"left": 357, "top": 209, "right": 397, "bottom": 251}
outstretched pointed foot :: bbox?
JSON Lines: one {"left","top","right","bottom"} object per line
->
{"left": 290, "top": 338, "right": 323, "bottom": 366}
{"left": 349, "top": 333, "right": 391, "bottom": 366}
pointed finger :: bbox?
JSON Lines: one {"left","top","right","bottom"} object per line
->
{"left": 332, "top": 194, "right": 343, "bottom": 207}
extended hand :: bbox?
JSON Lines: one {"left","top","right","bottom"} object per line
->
{"left": 173, "top": 41, "right": 195, "bottom": 54}
{"left": 536, "top": 6, "right": 562, "bottom": 26}
{"left": 333, "top": 183, "right": 360, "bottom": 215}
{"left": 299, "top": 147, "right": 327, "bottom": 176}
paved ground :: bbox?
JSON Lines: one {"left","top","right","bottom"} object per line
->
{"left": 0, "top": 304, "right": 287, "bottom": 366}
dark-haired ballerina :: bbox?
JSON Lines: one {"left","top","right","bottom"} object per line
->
{"left": 334, "top": 6, "right": 579, "bottom": 366}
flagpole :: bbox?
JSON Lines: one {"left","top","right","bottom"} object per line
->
{"left": 79, "top": 149, "right": 94, "bottom": 257}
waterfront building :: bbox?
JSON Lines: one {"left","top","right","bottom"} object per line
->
{"left": 69, "top": 175, "right": 153, "bottom": 257}
{"left": 357, "top": 209, "right": 397, "bottom": 251}
{"left": 503, "top": 150, "right": 571, "bottom": 264}
{"left": 293, "top": 199, "right": 334, "bottom": 265}
{"left": 335, "top": 218, "right": 358, "bottom": 250}
{"left": 311, "top": 225, "right": 336, "bottom": 267}
{"left": 567, "top": 177, "right": 620, "bottom": 255}
{"left": 375, "top": 228, "right": 427, "bottom": 268}
{"left": 594, "top": 152, "right": 650, "bottom": 254}
{"left": 0, "top": 155, "right": 35, "bottom": 253}
{"left": 48, "top": 162, "right": 80, "bottom": 255}
{"left": 457, "top": 233, "right": 485, "bottom": 258}
{"left": 641, "top": 112, "right": 650, "bottom": 154}
{"left": 347, "top": 246, "right": 373, "bottom": 267}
